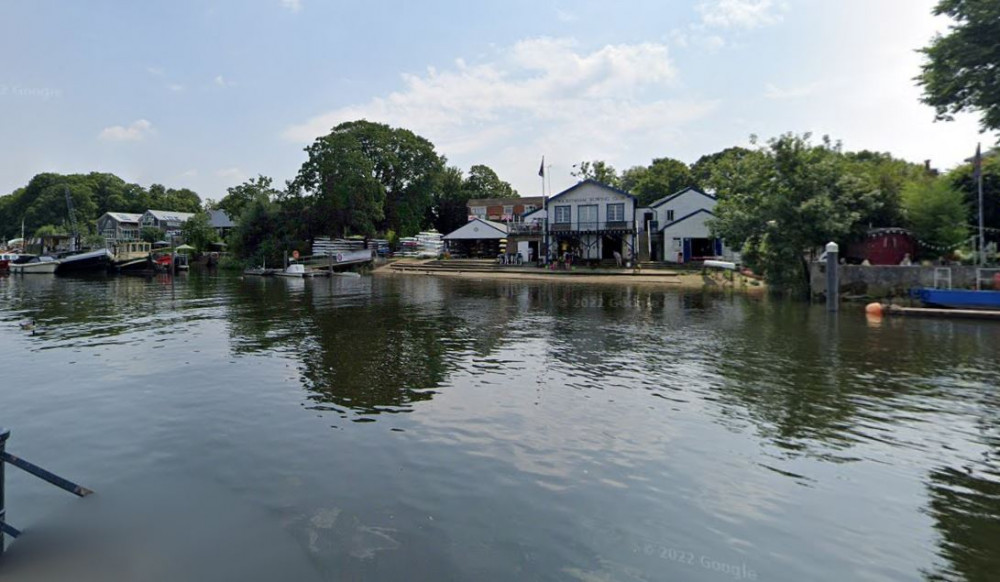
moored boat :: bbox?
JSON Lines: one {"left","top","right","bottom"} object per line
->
{"left": 55, "top": 248, "right": 113, "bottom": 274}
{"left": 276, "top": 262, "right": 323, "bottom": 278}
{"left": 11, "top": 256, "right": 60, "bottom": 274}
{"left": 912, "top": 288, "right": 1000, "bottom": 311}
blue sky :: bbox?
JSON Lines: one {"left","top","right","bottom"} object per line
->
{"left": 0, "top": 0, "right": 991, "bottom": 203}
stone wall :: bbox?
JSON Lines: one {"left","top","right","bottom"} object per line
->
{"left": 809, "top": 264, "right": 988, "bottom": 298}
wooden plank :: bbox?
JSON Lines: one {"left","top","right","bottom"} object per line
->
{"left": 887, "top": 305, "right": 1000, "bottom": 320}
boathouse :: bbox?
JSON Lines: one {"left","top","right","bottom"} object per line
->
{"left": 644, "top": 187, "right": 726, "bottom": 264}
{"left": 443, "top": 218, "right": 509, "bottom": 258}
{"left": 544, "top": 180, "right": 637, "bottom": 263}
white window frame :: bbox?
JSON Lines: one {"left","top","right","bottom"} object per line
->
{"left": 607, "top": 203, "right": 624, "bottom": 222}
{"left": 554, "top": 205, "right": 571, "bottom": 224}
{"left": 665, "top": 209, "right": 675, "bottom": 222}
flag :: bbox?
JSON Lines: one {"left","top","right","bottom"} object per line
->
{"left": 973, "top": 143, "right": 982, "bottom": 182}
{"left": 538, "top": 157, "right": 545, "bottom": 178}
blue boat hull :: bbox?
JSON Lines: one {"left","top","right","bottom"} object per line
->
{"left": 912, "top": 288, "right": 1000, "bottom": 310}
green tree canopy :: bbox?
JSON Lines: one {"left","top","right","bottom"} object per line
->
{"left": 0, "top": 172, "right": 202, "bottom": 243}
{"left": 901, "top": 177, "right": 969, "bottom": 257}
{"left": 293, "top": 131, "right": 386, "bottom": 238}
{"left": 140, "top": 226, "right": 165, "bottom": 243}
{"left": 180, "top": 212, "right": 219, "bottom": 253}
{"left": 690, "top": 147, "right": 754, "bottom": 193}
{"left": 571, "top": 161, "right": 621, "bottom": 188}
{"left": 709, "top": 134, "right": 885, "bottom": 290}
{"left": 217, "top": 175, "right": 281, "bottom": 221}
{"left": 465, "top": 164, "right": 518, "bottom": 198}
{"left": 295, "top": 120, "right": 444, "bottom": 237}
{"left": 631, "top": 157, "right": 694, "bottom": 206}
{"left": 917, "top": 0, "right": 1000, "bottom": 132}
{"left": 429, "top": 166, "right": 470, "bottom": 234}
{"left": 947, "top": 148, "right": 1000, "bottom": 243}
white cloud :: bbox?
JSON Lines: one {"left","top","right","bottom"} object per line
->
{"left": 283, "top": 38, "right": 716, "bottom": 194}
{"left": 697, "top": 0, "right": 783, "bottom": 29}
{"left": 180, "top": 169, "right": 198, "bottom": 178}
{"left": 214, "top": 75, "right": 234, "bottom": 88}
{"left": 763, "top": 81, "right": 820, "bottom": 100}
{"left": 98, "top": 119, "right": 154, "bottom": 142}
{"left": 279, "top": 0, "right": 302, "bottom": 13}
{"left": 145, "top": 66, "right": 165, "bottom": 77}
{"left": 216, "top": 167, "right": 246, "bottom": 182}
{"left": 167, "top": 83, "right": 184, "bottom": 92}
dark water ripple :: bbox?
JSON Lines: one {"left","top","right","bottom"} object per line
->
{"left": 1, "top": 273, "right": 999, "bottom": 581}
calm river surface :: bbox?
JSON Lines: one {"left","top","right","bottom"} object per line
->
{"left": 0, "top": 272, "right": 998, "bottom": 581}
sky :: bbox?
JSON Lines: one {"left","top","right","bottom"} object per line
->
{"left": 0, "top": 0, "right": 993, "bottom": 203}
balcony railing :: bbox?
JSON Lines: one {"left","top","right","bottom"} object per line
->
{"left": 508, "top": 221, "right": 546, "bottom": 235}
{"left": 550, "top": 220, "right": 634, "bottom": 233}
{"left": 507, "top": 219, "right": 635, "bottom": 235}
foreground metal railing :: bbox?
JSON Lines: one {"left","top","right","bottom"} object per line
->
{"left": 0, "top": 427, "right": 94, "bottom": 555}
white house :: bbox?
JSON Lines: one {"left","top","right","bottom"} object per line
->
{"left": 545, "top": 180, "right": 637, "bottom": 261}
{"left": 645, "top": 187, "right": 727, "bottom": 263}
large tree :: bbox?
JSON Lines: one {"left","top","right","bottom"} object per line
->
{"left": 631, "top": 157, "right": 694, "bottom": 206}
{"left": 901, "top": 177, "right": 969, "bottom": 257}
{"left": 709, "top": 134, "right": 885, "bottom": 290}
{"left": 571, "top": 160, "right": 621, "bottom": 188}
{"left": 216, "top": 175, "right": 282, "bottom": 220}
{"left": 294, "top": 131, "right": 386, "bottom": 238}
{"left": 690, "top": 147, "right": 754, "bottom": 193}
{"left": 948, "top": 148, "right": 1000, "bottom": 244}
{"left": 295, "top": 120, "right": 443, "bottom": 237}
{"left": 429, "top": 166, "right": 470, "bottom": 235}
{"left": 465, "top": 164, "right": 518, "bottom": 198}
{"left": 917, "top": 0, "right": 1000, "bottom": 132}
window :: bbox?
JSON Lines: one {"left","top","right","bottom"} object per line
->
{"left": 554, "top": 205, "right": 571, "bottom": 223}
{"left": 524, "top": 205, "right": 536, "bottom": 212}
{"left": 503, "top": 205, "right": 514, "bottom": 216}
{"left": 665, "top": 209, "right": 675, "bottom": 222}
{"left": 607, "top": 203, "right": 625, "bottom": 222}
{"left": 578, "top": 205, "right": 598, "bottom": 228}
{"left": 471, "top": 206, "right": 487, "bottom": 217}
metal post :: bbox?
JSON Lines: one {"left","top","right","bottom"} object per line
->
{"left": 826, "top": 242, "right": 839, "bottom": 312}
{"left": 1, "top": 427, "right": 8, "bottom": 556}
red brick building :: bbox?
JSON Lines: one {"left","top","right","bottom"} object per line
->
{"left": 467, "top": 197, "right": 544, "bottom": 222}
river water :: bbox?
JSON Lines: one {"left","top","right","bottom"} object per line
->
{"left": 0, "top": 272, "right": 997, "bottom": 581}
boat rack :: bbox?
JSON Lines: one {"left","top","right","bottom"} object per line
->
{"left": 0, "top": 427, "right": 94, "bottom": 556}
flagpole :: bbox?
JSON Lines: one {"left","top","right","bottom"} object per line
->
{"left": 977, "top": 143, "right": 986, "bottom": 266}
{"left": 540, "top": 156, "right": 548, "bottom": 265}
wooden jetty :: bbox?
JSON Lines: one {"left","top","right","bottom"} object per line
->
{"left": 885, "top": 304, "right": 1000, "bottom": 320}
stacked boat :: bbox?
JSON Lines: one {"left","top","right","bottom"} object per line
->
{"left": 398, "top": 231, "right": 444, "bottom": 258}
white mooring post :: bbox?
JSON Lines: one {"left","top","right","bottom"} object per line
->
{"left": 826, "top": 242, "right": 839, "bottom": 312}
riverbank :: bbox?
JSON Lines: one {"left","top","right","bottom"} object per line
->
{"left": 374, "top": 259, "right": 766, "bottom": 290}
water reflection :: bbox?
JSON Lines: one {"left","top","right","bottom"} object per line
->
{"left": 2, "top": 273, "right": 999, "bottom": 581}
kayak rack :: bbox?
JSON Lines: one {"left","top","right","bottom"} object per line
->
{"left": 0, "top": 427, "right": 94, "bottom": 555}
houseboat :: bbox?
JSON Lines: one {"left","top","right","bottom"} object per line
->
{"left": 55, "top": 248, "right": 114, "bottom": 274}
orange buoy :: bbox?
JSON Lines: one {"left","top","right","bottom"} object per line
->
{"left": 865, "top": 302, "right": 884, "bottom": 316}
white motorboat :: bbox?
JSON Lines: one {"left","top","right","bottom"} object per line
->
{"left": 275, "top": 262, "right": 321, "bottom": 278}
{"left": 12, "top": 256, "right": 60, "bottom": 274}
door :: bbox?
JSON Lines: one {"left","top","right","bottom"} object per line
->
{"left": 683, "top": 238, "right": 692, "bottom": 263}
